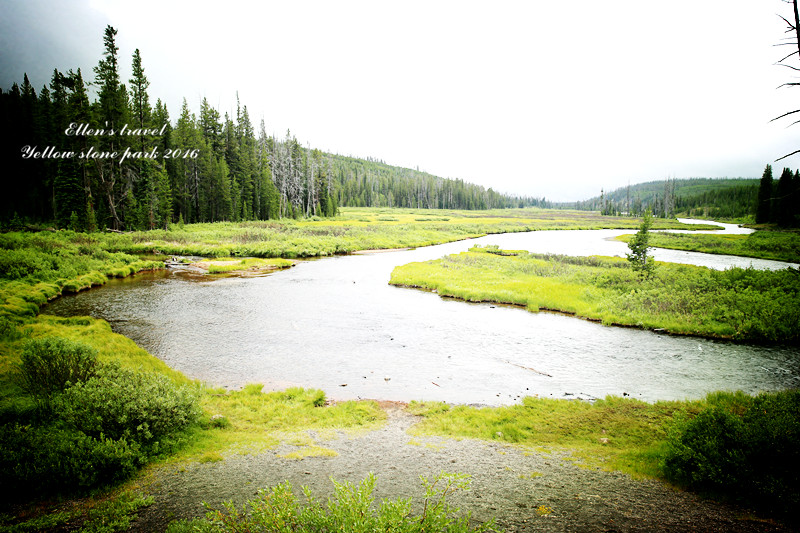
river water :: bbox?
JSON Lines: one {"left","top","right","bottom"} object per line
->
{"left": 43, "top": 221, "right": 800, "bottom": 406}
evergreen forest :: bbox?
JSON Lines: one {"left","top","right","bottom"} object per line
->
{"left": 0, "top": 26, "right": 542, "bottom": 232}
{"left": 573, "top": 176, "right": 800, "bottom": 225}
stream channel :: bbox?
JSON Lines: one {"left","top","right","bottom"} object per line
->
{"left": 43, "top": 220, "right": 800, "bottom": 406}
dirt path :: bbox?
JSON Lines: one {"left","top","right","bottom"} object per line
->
{"left": 130, "top": 404, "right": 788, "bottom": 532}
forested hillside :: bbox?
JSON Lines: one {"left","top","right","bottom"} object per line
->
{"left": 570, "top": 178, "right": 766, "bottom": 220}
{"left": 0, "top": 26, "right": 540, "bottom": 231}
{"left": 328, "top": 154, "right": 548, "bottom": 210}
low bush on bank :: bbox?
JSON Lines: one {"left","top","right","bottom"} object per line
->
{"left": 15, "top": 336, "right": 100, "bottom": 408}
{"left": 390, "top": 247, "right": 800, "bottom": 343}
{"left": 166, "top": 472, "right": 498, "bottom": 533}
{"left": 661, "top": 389, "right": 800, "bottom": 518}
{"left": 0, "top": 336, "right": 201, "bottom": 499}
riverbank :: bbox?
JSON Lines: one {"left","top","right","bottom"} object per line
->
{"left": 616, "top": 230, "right": 800, "bottom": 264}
{"left": 389, "top": 246, "right": 800, "bottom": 343}
{"left": 131, "top": 402, "right": 792, "bottom": 533}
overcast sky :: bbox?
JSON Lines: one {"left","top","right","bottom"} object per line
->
{"left": 2, "top": 0, "right": 799, "bottom": 201}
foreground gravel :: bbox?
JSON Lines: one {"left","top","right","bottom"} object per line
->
{"left": 129, "top": 402, "right": 789, "bottom": 532}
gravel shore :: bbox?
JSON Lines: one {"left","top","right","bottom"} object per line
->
{"left": 129, "top": 402, "right": 789, "bottom": 532}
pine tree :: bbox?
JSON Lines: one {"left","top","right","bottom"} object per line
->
{"left": 626, "top": 209, "right": 655, "bottom": 278}
{"left": 93, "top": 25, "right": 130, "bottom": 229}
{"left": 756, "top": 164, "right": 773, "bottom": 224}
{"left": 128, "top": 48, "right": 157, "bottom": 229}
{"left": 776, "top": 167, "right": 795, "bottom": 227}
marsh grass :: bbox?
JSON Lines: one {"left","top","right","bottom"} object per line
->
{"left": 95, "top": 208, "right": 714, "bottom": 258}
{"left": 616, "top": 230, "right": 800, "bottom": 263}
{"left": 390, "top": 247, "right": 800, "bottom": 342}
{"left": 202, "top": 257, "right": 295, "bottom": 273}
{"left": 173, "top": 386, "right": 386, "bottom": 461}
{"left": 408, "top": 396, "right": 695, "bottom": 479}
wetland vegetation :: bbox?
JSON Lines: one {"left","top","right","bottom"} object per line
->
{"left": 617, "top": 229, "right": 800, "bottom": 264}
{"left": 390, "top": 245, "right": 800, "bottom": 343}
{"left": 0, "top": 208, "right": 798, "bottom": 530}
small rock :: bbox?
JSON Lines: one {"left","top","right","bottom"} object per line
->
{"left": 599, "top": 438, "right": 610, "bottom": 444}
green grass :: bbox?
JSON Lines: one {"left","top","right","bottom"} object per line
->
{"left": 405, "top": 390, "right": 800, "bottom": 521}
{"left": 92, "top": 207, "right": 717, "bottom": 258}
{"left": 390, "top": 246, "right": 800, "bottom": 342}
{"left": 202, "top": 257, "right": 295, "bottom": 274}
{"left": 616, "top": 230, "right": 800, "bottom": 263}
{"left": 411, "top": 389, "right": 800, "bottom": 514}
{"left": 408, "top": 395, "right": 696, "bottom": 479}
{"left": 174, "top": 385, "right": 385, "bottom": 460}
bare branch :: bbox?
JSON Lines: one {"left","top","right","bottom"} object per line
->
{"left": 775, "top": 62, "right": 800, "bottom": 71}
{"left": 778, "top": 14, "right": 796, "bottom": 28}
{"left": 776, "top": 147, "right": 800, "bottom": 161}
{"left": 770, "top": 109, "right": 800, "bottom": 122}
{"left": 777, "top": 49, "right": 799, "bottom": 63}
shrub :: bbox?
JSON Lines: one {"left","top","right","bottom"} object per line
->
{"left": 15, "top": 337, "right": 100, "bottom": 408}
{"left": 0, "top": 423, "right": 140, "bottom": 497}
{"left": 59, "top": 362, "right": 201, "bottom": 452}
{"left": 0, "top": 249, "right": 52, "bottom": 280}
{"left": 661, "top": 390, "right": 800, "bottom": 518}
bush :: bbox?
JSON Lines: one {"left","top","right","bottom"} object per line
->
{"left": 15, "top": 337, "right": 99, "bottom": 408}
{"left": 1, "top": 360, "right": 201, "bottom": 499}
{"left": 661, "top": 390, "right": 800, "bottom": 518}
{"left": 0, "top": 249, "right": 52, "bottom": 280}
{"left": 59, "top": 362, "right": 201, "bottom": 451}
{"left": 0, "top": 423, "right": 140, "bottom": 497}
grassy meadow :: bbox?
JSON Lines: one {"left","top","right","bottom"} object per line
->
{"left": 616, "top": 230, "right": 800, "bottom": 264}
{"left": 94, "top": 207, "right": 717, "bottom": 258}
{"left": 390, "top": 245, "right": 800, "bottom": 342}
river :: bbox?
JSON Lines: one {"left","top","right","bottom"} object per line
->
{"left": 42, "top": 221, "right": 800, "bottom": 406}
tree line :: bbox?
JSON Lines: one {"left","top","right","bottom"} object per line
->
{"left": 328, "top": 154, "right": 549, "bottom": 210}
{"left": 755, "top": 164, "right": 800, "bottom": 227}
{"left": 0, "top": 26, "right": 542, "bottom": 231}
{"left": 570, "top": 176, "right": 797, "bottom": 223}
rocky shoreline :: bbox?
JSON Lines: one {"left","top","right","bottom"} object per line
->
{"left": 129, "top": 403, "right": 789, "bottom": 532}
